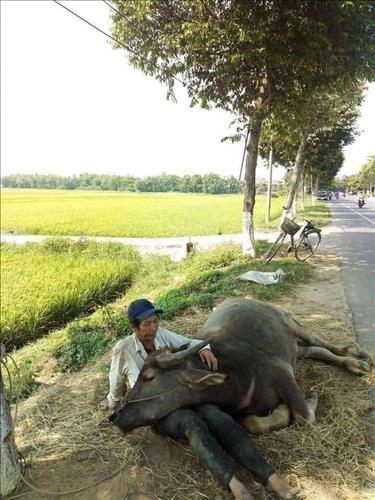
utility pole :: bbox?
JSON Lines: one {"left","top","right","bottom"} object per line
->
{"left": 265, "top": 144, "right": 273, "bottom": 224}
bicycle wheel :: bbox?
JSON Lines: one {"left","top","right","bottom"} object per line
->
{"left": 262, "top": 232, "right": 287, "bottom": 264}
{"left": 295, "top": 230, "right": 321, "bottom": 261}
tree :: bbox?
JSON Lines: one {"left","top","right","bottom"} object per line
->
{"left": 355, "top": 155, "right": 375, "bottom": 193}
{"left": 1, "top": 346, "right": 21, "bottom": 496}
{"left": 110, "top": 0, "right": 375, "bottom": 255}
{"left": 260, "top": 82, "right": 363, "bottom": 214}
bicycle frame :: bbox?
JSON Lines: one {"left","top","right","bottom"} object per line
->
{"left": 262, "top": 216, "right": 321, "bottom": 264}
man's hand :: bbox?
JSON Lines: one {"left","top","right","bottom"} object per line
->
{"left": 199, "top": 349, "right": 218, "bottom": 371}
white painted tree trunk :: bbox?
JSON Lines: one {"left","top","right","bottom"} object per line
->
{"left": 284, "top": 135, "right": 308, "bottom": 221}
{"left": 1, "top": 376, "right": 20, "bottom": 496}
{"left": 242, "top": 116, "right": 263, "bottom": 257}
{"left": 312, "top": 174, "right": 320, "bottom": 206}
{"left": 242, "top": 212, "right": 255, "bottom": 255}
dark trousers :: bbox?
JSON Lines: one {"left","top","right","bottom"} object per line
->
{"left": 154, "top": 404, "right": 275, "bottom": 489}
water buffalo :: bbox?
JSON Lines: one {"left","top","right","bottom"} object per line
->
{"left": 110, "top": 297, "right": 370, "bottom": 434}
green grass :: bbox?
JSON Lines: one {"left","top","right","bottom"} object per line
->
{"left": 1, "top": 189, "right": 293, "bottom": 236}
{"left": 297, "top": 202, "right": 332, "bottom": 227}
{"left": 6, "top": 242, "right": 312, "bottom": 400}
{"left": 0, "top": 239, "right": 141, "bottom": 349}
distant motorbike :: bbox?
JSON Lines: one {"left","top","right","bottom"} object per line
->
{"left": 335, "top": 191, "right": 339, "bottom": 200}
{"left": 358, "top": 196, "right": 365, "bottom": 208}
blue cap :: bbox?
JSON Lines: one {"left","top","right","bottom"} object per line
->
{"left": 127, "top": 299, "right": 163, "bottom": 321}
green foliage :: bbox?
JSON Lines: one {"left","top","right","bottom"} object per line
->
{"left": 356, "top": 155, "right": 375, "bottom": 190}
{"left": 183, "top": 242, "right": 243, "bottom": 273}
{"left": 111, "top": 1, "right": 375, "bottom": 117}
{"left": 4, "top": 328, "right": 69, "bottom": 400}
{"left": 8, "top": 241, "right": 312, "bottom": 398}
{"left": 260, "top": 83, "right": 364, "bottom": 192}
{"left": 297, "top": 203, "right": 332, "bottom": 227}
{"left": 336, "top": 155, "right": 375, "bottom": 192}
{"left": 1, "top": 189, "right": 290, "bottom": 237}
{"left": 55, "top": 323, "right": 113, "bottom": 372}
{"left": 1, "top": 172, "right": 243, "bottom": 194}
{"left": 0, "top": 240, "right": 141, "bottom": 348}
{"left": 110, "top": 0, "right": 375, "bottom": 230}
{"left": 158, "top": 246, "right": 312, "bottom": 318}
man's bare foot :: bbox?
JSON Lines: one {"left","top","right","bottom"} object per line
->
{"left": 266, "top": 473, "right": 301, "bottom": 499}
{"left": 228, "top": 476, "right": 254, "bottom": 500}
{"left": 99, "top": 397, "right": 110, "bottom": 410}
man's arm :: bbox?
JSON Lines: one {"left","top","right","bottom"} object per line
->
{"left": 159, "top": 327, "right": 207, "bottom": 350}
{"left": 107, "top": 343, "right": 130, "bottom": 408}
{"left": 159, "top": 328, "right": 218, "bottom": 371}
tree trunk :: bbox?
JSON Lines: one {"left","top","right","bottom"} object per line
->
{"left": 313, "top": 174, "right": 320, "bottom": 205}
{"left": 1, "top": 363, "right": 20, "bottom": 496}
{"left": 242, "top": 117, "right": 263, "bottom": 256}
{"left": 292, "top": 194, "right": 297, "bottom": 215}
{"left": 311, "top": 175, "right": 315, "bottom": 206}
{"left": 265, "top": 144, "right": 273, "bottom": 224}
{"left": 283, "top": 134, "right": 308, "bottom": 220}
{"left": 300, "top": 175, "right": 305, "bottom": 211}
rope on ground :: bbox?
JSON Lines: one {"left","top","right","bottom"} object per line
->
{"left": 1, "top": 343, "right": 127, "bottom": 498}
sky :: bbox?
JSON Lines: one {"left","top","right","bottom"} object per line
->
{"left": 1, "top": 0, "right": 374, "bottom": 182}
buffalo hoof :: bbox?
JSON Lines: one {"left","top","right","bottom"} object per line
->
{"left": 305, "top": 390, "right": 319, "bottom": 423}
{"left": 294, "top": 391, "right": 318, "bottom": 426}
{"left": 344, "top": 358, "right": 371, "bottom": 375}
{"left": 344, "top": 345, "right": 374, "bottom": 366}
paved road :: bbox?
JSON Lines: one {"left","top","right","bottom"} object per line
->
{"left": 322, "top": 195, "right": 375, "bottom": 353}
{"left": 322, "top": 195, "right": 375, "bottom": 436}
{"left": 0, "top": 231, "right": 278, "bottom": 261}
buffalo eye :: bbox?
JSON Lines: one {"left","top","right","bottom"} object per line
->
{"left": 142, "top": 368, "right": 156, "bottom": 381}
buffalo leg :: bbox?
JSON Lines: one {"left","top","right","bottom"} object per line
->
{"left": 282, "top": 312, "right": 372, "bottom": 364}
{"left": 298, "top": 345, "right": 370, "bottom": 375}
{"left": 239, "top": 404, "right": 291, "bottom": 435}
{"left": 239, "top": 390, "right": 318, "bottom": 435}
{"left": 275, "top": 370, "right": 318, "bottom": 426}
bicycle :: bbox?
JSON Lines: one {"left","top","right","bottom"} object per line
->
{"left": 262, "top": 213, "right": 321, "bottom": 264}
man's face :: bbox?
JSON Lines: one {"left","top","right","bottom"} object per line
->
{"left": 134, "top": 313, "right": 159, "bottom": 344}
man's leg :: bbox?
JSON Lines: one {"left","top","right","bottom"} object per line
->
{"left": 195, "top": 405, "right": 299, "bottom": 499}
{"left": 154, "top": 408, "right": 235, "bottom": 488}
{"left": 154, "top": 408, "right": 253, "bottom": 499}
{"left": 195, "top": 404, "right": 274, "bottom": 486}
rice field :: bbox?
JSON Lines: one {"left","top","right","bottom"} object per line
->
{"left": 0, "top": 188, "right": 288, "bottom": 237}
{"left": 0, "top": 239, "right": 141, "bottom": 349}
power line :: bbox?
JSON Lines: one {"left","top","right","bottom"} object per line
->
{"left": 102, "top": 0, "right": 136, "bottom": 29}
{"left": 52, "top": 0, "right": 185, "bottom": 86}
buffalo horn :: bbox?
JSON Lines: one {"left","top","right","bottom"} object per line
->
{"left": 157, "top": 339, "right": 211, "bottom": 369}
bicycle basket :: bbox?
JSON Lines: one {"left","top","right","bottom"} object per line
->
{"left": 281, "top": 217, "right": 301, "bottom": 235}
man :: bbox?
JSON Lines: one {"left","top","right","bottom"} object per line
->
{"left": 102, "top": 298, "right": 298, "bottom": 500}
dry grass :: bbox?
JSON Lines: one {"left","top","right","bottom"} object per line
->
{"left": 11, "top": 255, "right": 375, "bottom": 500}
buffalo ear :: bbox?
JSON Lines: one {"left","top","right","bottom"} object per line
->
{"left": 177, "top": 369, "right": 227, "bottom": 391}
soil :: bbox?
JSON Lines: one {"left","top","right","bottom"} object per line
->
{"left": 9, "top": 255, "right": 375, "bottom": 500}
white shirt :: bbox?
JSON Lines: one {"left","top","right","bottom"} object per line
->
{"left": 107, "top": 327, "right": 209, "bottom": 408}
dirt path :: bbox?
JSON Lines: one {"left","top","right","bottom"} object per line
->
{"left": 12, "top": 255, "right": 375, "bottom": 500}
